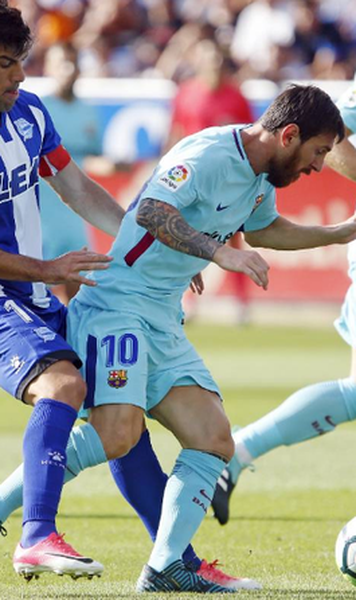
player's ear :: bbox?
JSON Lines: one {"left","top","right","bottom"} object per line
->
{"left": 280, "top": 124, "right": 300, "bottom": 148}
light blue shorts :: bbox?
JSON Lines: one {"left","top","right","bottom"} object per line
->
{"left": 67, "top": 299, "right": 221, "bottom": 418}
{"left": 334, "top": 282, "right": 356, "bottom": 347}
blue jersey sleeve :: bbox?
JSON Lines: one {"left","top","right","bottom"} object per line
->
{"left": 39, "top": 101, "right": 62, "bottom": 156}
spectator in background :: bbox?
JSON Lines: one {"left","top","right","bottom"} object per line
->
{"left": 11, "top": 0, "right": 87, "bottom": 75}
{"left": 166, "top": 39, "right": 253, "bottom": 324}
{"left": 10, "top": 0, "right": 356, "bottom": 82}
{"left": 72, "top": 0, "right": 149, "bottom": 78}
{"left": 230, "top": 0, "right": 295, "bottom": 80}
{"left": 167, "top": 39, "right": 253, "bottom": 144}
{"left": 40, "top": 41, "right": 113, "bottom": 304}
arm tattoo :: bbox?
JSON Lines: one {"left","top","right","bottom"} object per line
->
{"left": 137, "top": 198, "right": 221, "bottom": 261}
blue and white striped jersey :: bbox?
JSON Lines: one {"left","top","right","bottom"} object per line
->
{"left": 0, "top": 89, "right": 62, "bottom": 315}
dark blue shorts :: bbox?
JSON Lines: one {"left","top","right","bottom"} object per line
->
{"left": 0, "top": 297, "right": 81, "bottom": 400}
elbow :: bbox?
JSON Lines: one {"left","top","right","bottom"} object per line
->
{"left": 136, "top": 211, "right": 147, "bottom": 230}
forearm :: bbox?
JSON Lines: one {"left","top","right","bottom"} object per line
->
{"left": 70, "top": 176, "right": 125, "bottom": 237}
{"left": 137, "top": 198, "right": 221, "bottom": 259}
{"left": 325, "top": 128, "right": 356, "bottom": 183}
{"left": 137, "top": 198, "right": 270, "bottom": 288}
{"left": 325, "top": 141, "right": 356, "bottom": 183}
{"left": 245, "top": 216, "right": 356, "bottom": 250}
{"left": 47, "top": 161, "right": 125, "bottom": 238}
{"left": 0, "top": 250, "right": 47, "bottom": 282}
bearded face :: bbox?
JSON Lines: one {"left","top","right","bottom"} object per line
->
{"left": 265, "top": 131, "right": 336, "bottom": 188}
{"left": 266, "top": 146, "right": 309, "bottom": 188}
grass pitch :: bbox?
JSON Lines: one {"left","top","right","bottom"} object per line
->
{"left": 0, "top": 320, "right": 356, "bottom": 599}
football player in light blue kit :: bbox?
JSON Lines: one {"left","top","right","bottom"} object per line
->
{"left": 211, "top": 83, "right": 356, "bottom": 527}
{"left": 67, "top": 121, "right": 274, "bottom": 595}
{"left": 66, "top": 84, "right": 356, "bottom": 593}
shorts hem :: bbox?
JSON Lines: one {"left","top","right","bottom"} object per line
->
{"left": 16, "top": 350, "right": 81, "bottom": 401}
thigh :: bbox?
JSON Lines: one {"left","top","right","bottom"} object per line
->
{"left": 146, "top": 326, "right": 221, "bottom": 413}
{"left": 24, "top": 360, "right": 86, "bottom": 409}
{"left": 151, "top": 385, "right": 234, "bottom": 461}
{"left": 67, "top": 300, "right": 149, "bottom": 416}
{"left": 0, "top": 298, "right": 79, "bottom": 400}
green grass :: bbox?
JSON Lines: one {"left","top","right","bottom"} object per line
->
{"left": 1, "top": 322, "right": 356, "bottom": 598}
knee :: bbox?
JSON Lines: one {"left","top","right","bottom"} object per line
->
{"left": 57, "top": 373, "right": 87, "bottom": 411}
{"left": 90, "top": 410, "right": 144, "bottom": 460}
{"left": 223, "top": 432, "right": 235, "bottom": 462}
{"left": 208, "top": 419, "right": 235, "bottom": 462}
{"left": 101, "top": 425, "right": 142, "bottom": 460}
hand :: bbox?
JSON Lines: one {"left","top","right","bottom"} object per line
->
{"left": 43, "top": 248, "right": 113, "bottom": 286}
{"left": 213, "top": 245, "right": 269, "bottom": 290}
{"left": 190, "top": 272, "right": 204, "bottom": 295}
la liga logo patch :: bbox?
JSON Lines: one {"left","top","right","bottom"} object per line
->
{"left": 158, "top": 164, "right": 190, "bottom": 192}
{"left": 168, "top": 165, "right": 189, "bottom": 182}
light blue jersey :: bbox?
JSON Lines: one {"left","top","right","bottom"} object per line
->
{"left": 69, "top": 125, "right": 279, "bottom": 414}
{"left": 335, "top": 85, "right": 356, "bottom": 346}
{"left": 77, "top": 125, "right": 279, "bottom": 332}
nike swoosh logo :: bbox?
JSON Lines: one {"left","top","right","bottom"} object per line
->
{"left": 200, "top": 489, "right": 212, "bottom": 502}
{"left": 216, "top": 203, "right": 229, "bottom": 212}
{"left": 46, "top": 553, "right": 94, "bottom": 563}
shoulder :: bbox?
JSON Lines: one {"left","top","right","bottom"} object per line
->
{"left": 11, "top": 90, "right": 51, "bottom": 125}
{"left": 18, "top": 89, "right": 47, "bottom": 111}
{"left": 11, "top": 90, "right": 60, "bottom": 147}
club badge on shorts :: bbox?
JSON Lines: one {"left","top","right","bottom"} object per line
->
{"left": 107, "top": 369, "right": 128, "bottom": 389}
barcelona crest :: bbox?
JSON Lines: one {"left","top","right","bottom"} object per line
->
{"left": 251, "top": 193, "right": 264, "bottom": 213}
{"left": 107, "top": 369, "right": 128, "bottom": 389}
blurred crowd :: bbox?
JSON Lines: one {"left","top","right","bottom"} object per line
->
{"left": 10, "top": 0, "right": 356, "bottom": 84}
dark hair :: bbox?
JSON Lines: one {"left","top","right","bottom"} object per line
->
{"left": 260, "top": 84, "right": 345, "bottom": 144}
{"left": 0, "top": 3, "right": 32, "bottom": 57}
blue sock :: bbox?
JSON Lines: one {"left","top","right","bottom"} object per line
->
{"left": 109, "top": 430, "right": 201, "bottom": 569}
{"left": 237, "top": 378, "right": 356, "bottom": 460}
{"left": 148, "top": 449, "right": 225, "bottom": 572}
{"left": 22, "top": 398, "right": 77, "bottom": 548}
{"left": 0, "top": 423, "right": 106, "bottom": 525}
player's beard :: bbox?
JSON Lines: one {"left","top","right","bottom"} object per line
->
{"left": 266, "top": 148, "right": 303, "bottom": 188}
{"left": 0, "top": 94, "right": 18, "bottom": 113}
